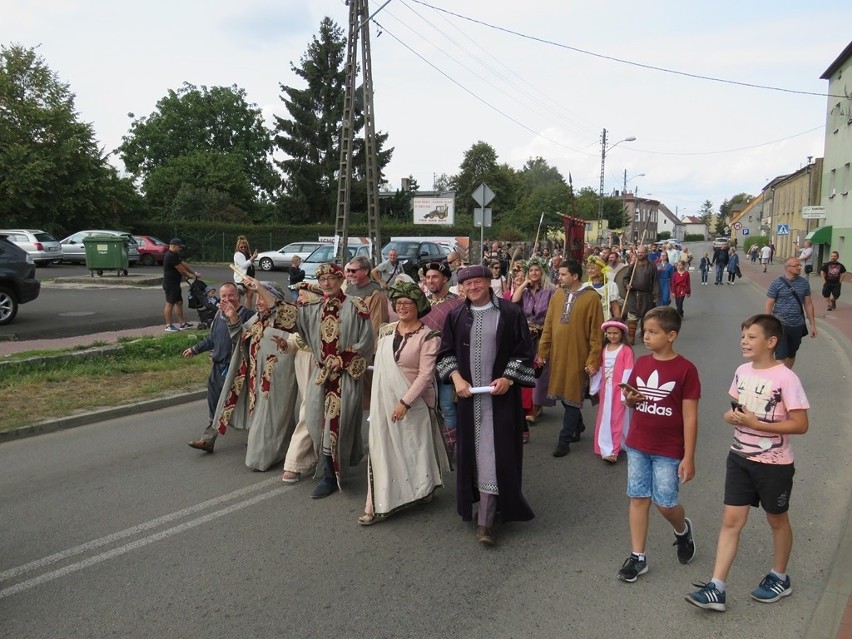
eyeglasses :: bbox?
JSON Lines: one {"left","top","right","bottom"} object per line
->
{"left": 318, "top": 276, "right": 339, "bottom": 283}
{"left": 395, "top": 300, "right": 415, "bottom": 308}
{"left": 345, "top": 267, "right": 363, "bottom": 273}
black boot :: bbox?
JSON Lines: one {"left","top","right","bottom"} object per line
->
{"left": 311, "top": 455, "right": 339, "bottom": 499}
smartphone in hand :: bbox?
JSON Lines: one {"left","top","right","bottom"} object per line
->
{"left": 730, "top": 401, "right": 745, "bottom": 412}
{"left": 619, "top": 382, "right": 645, "bottom": 399}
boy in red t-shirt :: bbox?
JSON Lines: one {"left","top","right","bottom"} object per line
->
{"left": 685, "top": 314, "right": 808, "bottom": 612}
{"left": 617, "top": 306, "right": 701, "bottom": 583}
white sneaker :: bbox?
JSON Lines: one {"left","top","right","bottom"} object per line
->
{"left": 165, "top": 324, "right": 179, "bottom": 332}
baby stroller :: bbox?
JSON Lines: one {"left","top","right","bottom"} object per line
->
{"left": 187, "top": 277, "right": 218, "bottom": 328}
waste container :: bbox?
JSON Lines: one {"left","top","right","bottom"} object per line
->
{"left": 83, "top": 235, "right": 129, "bottom": 277}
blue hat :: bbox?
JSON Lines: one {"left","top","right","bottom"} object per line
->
{"left": 169, "top": 237, "right": 185, "bottom": 246}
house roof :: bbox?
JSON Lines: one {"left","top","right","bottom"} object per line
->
{"left": 821, "top": 41, "right": 852, "bottom": 79}
{"left": 731, "top": 194, "right": 764, "bottom": 224}
{"left": 682, "top": 216, "right": 705, "bottom": 224}
{"left": 658, "top": 203, "right": 682, "bottom": 226}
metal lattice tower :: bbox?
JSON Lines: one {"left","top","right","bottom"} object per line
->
{"left": 334, "top": 0, "right": 382, "bottom": 265}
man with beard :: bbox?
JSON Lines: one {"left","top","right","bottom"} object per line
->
{"left": 437, "top": 265, "right": 536, "bottom": 546}
{"left": 621, "top": 246, "right": 660, "bottom": 344}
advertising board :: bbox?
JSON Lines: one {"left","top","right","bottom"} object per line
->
{"left": 413, "top": 197, "right": 455, "bottom": 225}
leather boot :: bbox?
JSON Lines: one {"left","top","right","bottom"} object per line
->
{"left": 311, "top": 456, "right": 339, "bottom": 499}
{"left": 627, "top": 319, "right": 637, "bottom": 345}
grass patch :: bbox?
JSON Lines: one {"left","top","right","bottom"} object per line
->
{"left": 0, "top": 332, "right": 211, "bottom": 431}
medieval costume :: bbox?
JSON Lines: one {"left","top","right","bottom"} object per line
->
{"left": 437, "top": 267, "right": 536, "bottom": 528}
{"left": 590, "top": 320, "right": 634, "bottom": 462}
{"left": 620, "top": 260, "right": 659, "bottom": 344}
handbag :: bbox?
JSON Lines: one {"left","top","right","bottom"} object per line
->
{"left": 778, "top": 277, "right": 809, "bottom": 336}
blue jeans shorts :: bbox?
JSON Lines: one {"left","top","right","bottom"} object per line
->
{"left": 626, "top": 446, "right": 681, "bottom": 508}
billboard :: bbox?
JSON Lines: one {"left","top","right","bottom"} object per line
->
{"left": 413, "top": 196, "right": 455, "bottom": 225}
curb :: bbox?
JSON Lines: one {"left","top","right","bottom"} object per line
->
{"left": 0, "top": 389, "right": 206, "bottom": 444}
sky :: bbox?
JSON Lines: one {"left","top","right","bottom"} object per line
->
{"left": 3, "top": 0, "right": 851, "bottom": 220}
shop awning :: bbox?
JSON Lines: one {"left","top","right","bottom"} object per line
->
{"left": 805, "top": 225, "right": 832, "bottom": 244}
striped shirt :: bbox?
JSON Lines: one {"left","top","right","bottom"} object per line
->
{"left": 767, "top": 276, "right": 810, "bottom": 326}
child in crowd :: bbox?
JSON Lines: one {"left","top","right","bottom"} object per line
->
{"left": 671, "top": 260, "right": 691, "bottom": 317}
{"left": 685, "top": 314, "right": 808, "bottom": 612}
{"left": 699, "top": 253, "right": 710, "bottom": 286}
{"left": 591, "top": 320, "right": 634, "bottom": 464}
{"left": 618, "top": 306, "right": 701, "bottom": 583}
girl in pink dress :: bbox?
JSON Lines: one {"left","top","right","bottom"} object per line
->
{"left": 591, "top": 320, "right": 634, "bottom": 463}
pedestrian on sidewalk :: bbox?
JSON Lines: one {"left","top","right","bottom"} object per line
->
{"left": 760, "top": 245, "right": 772, "bottom": 273}
{"left": 820, "top": 251, "right": 846, "bottom": 311}
{"left": 712, "top": 243, "right": 728, "bottom": 285}
{"left": 726, "top": 248, "right": 740, "bottom": 285}
{"left": 685, "top": 314, "right": 809, "bottom": 612}
{"left": 617, "top": 307, "right": 700, "bottom": 584}
{"left": 163, "top": 238, "right": 201, "bottom": 332}
{"left": 186, "top": 283, "right": 255, "bottom": 453}
{"left": 765, "top": 258, "right": 816, "bottom": 369}
{"left": 798, "top": 240, "right": 814, "bottom": 277}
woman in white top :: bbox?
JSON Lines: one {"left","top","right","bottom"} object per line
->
{"left": 233, "top": 235, "right": 258, "bottom": 309}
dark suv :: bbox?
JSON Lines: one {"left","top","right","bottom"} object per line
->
{"left": 380, "top": 240, "right": 447, "bottom": 278}
{"left": 0, "top": 235, "right": 41, "bottom": 325}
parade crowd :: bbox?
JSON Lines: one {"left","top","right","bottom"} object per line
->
{"left": 165, "top": 233, "right": 848, "bottom": 614}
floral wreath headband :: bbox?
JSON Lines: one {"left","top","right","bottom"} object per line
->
{"left": 525, "top": 256, "right": 549, "bottom": 273}
{"left": 315, "top": 263, "right": 344, "bottom": 278}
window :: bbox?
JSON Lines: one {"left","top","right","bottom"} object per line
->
{"left": 829, "top": 168, "right": 837, "bottom": 198}
{"left": 843, "top": 163, "right": 850, "bottom": 196}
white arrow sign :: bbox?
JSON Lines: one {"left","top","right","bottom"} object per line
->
{"left": 472, "top": 183, "right": 495, "bottom": 207}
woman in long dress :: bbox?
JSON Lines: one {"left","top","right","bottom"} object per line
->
{"left": 656, "top": 251, "right": 674, "bottom": 306}
{"left": 359, "top": 281, "right": 449, "bottom": 525}
{"left": 213, "top": 281, "right": 301, "bottom": 471}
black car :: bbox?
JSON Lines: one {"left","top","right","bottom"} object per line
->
{"left": 0, "top": 235, "right": 41, "bottom": 325}
{"left": 380, "top": 240, "right": 447, "bottom": 278}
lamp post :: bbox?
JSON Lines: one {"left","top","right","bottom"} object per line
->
{"left": 597, "top": 129, "right": 636, "bottom": 245}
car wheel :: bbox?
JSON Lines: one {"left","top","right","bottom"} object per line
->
{"left": 259, "top": 257, "right": 275, "bottom": 271}
{"left": 0, "top": 286, "right": 19, "bottom": 326}
{"left": 141, "top": 254, "right": 154, "bottom": 266}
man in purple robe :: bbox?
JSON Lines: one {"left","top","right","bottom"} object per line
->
{"left": 437, "top": 264, "right": 536, "bottom": 547}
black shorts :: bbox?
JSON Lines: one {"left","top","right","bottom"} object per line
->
{"left": 822, "top": 281, "right": 841, "bottom": 300}
{"left": 775, "top": 323, "right": 804, "bottom": 360}
{"left": 724, "top": 451, "right": 794, "bottom": 514}
{"left": 163, "top": 283, "right": 183, "bottom": 304}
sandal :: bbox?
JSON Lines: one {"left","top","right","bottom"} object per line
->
{"left": 603, "top": 455, "right": 618, "bottom": 464}
{"left": 281, "top": 471, "right": 301, "bottom": 483}
{"left": 358, "top": 513, "right": 383, "bottom": 526}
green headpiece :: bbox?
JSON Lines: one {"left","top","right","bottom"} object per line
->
{"left": 387, "top": 281, "right": 430, "bottom": 318}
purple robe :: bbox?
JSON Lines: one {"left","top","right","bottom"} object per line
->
{"left": 437, "top": 295, "right": 536, "bottom": 523}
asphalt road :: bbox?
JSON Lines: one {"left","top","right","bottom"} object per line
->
{"left": 1, "top": 265, "right": 850, "bottom": 638}
{"left": 0, "top": 263, "right": 293, "bottom": 341}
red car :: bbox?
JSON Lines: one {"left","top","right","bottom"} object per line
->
{"left": 133, "top": 235, "right": 169, "bottom": 266}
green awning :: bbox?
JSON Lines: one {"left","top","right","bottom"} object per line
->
{"left": 805, "top": 225, "right": 832, "bottom": 244}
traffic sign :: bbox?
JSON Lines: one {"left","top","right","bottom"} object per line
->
{"left": 777, "top": 224, "right": 789, "bottom": 236}
{"left": 472, "top": 183, "right": 495, "bottom": 207}
{"left": 733, "top": 222, "right": 743, "bottom": 231}
{"left": 473, "top": 207, "right": 492, "bottom": 228}
{"left": 742, "top": 228, "right": 750, "bottom": 236}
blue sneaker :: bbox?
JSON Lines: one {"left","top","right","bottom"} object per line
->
{"left": 751, "top": 573, "right": 792, "bottom": 603}
{"left": 164, "top": 324, "right": 179, "bottom": 332}
{"left": 685, "top": 581, "right": 726, "bottom": 612}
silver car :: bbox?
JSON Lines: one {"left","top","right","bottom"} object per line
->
{"left": 256, "top": 241, "right": 326, "bottom": 272}
{"left": 60, "top": 230, "right": 139, "bottom": 265}
{"left": 302, "top": 244, "right": 372, "bottom": 281}
{"left": 0, "top": 229, "right": 62, "bottom": 266}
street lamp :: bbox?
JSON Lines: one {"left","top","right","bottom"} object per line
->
{"left": 597, "top": 129, "right": 636, "bottom": 245}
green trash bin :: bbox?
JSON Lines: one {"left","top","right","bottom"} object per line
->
{"left": 83, "top": 235, "right": 129, "bottom": 277}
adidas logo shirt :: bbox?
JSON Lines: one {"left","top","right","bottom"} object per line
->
{"left": 625, "top": 354, "right": 702, "bottom": 460}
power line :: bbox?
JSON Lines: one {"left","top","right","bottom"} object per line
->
{"left": 409, "top": 0, "right": 845, "bottom": 99}
{"left": 632, "top": 125, "right": 824, "bottom": 156}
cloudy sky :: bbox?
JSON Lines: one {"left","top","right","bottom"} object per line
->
{"left": 3, "top": 0, "right": 850, "bottom": 218}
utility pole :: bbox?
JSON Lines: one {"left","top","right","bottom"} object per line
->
{"left": 334, "top": 0, "right": 382, "bottom": 265}
{"left": 597, "top": 128, "right": 607, "bottom": 246}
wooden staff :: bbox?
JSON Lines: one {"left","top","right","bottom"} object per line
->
{"left": 532, "top": 212, "right": 545, "bottom": 256}
{"left": 620, "top": 228, "right": 648, "bottom": 320}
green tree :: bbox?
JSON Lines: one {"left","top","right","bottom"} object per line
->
{"left": 0, "top": 44, "right": 135, "bottom": 234}
{"left": 119, "top": 82, "right": 275, "bottom": 218}
{"left": 274, "top": 17, "right": 393, "bottom": 223}
{"left": 719, "top": 192, "right": 752, "bottom": 219}
{"left": 513, "top": 157, "right": 571, "bottom": 235}
{"left": 450, "top": 141, "right": 519, "bottom": 228}
{"left": 698, "top": 199, "right": 714, "bottom": 227}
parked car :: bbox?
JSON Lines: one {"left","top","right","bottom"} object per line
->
{"left": 132, "top": 235, "right": 169, "bottom": 266}
{"left": 302, "top": 244, "right": 372, "bottom": 281}
{"left": 380, "top": 240, "right": 447, "bottom": 278}
{"left": 0, "top": 235, "right": 41, "bottom": 325}
{"left": 60, "top": 230, "right": 139, "bottom": 265}
{"left": 712, "top": 236, "right": 730, "bottom": 249}
{"left": 0, "top": 229, "right": 62, "bottom": 266}
{"left": 256, "top": 241, "right": 326, "bottom": 272}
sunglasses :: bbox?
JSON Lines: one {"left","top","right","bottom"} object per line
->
{"left": 345, "top": 267, "right": 363, "bottom": 273}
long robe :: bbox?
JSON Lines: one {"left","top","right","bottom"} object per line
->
{"left": 518, "top": 286, "right": 556, "bottom": 407}
{"left": 268, "top": 293, "right": 374, "bottom": 483}
{"left": 213, "top": 313, "right": 298, "bottom": 471}
{"left": 591, "top": 343, "right": 634, "bottom": 458}
{"left": 538, "top": 286, "right": 604, "bottom": 407}
{"left": 437, "top": 296, "right": 536, "bottom": 523}
{"left": 367, "top": 323, "right": 449, "bottom": 517}
{"left": 621, "top": 261, "right": 659, "bottom": 319}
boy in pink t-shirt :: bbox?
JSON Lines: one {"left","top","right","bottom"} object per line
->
{"left": 686, "top": 314, "right": 809, "bottom": 612}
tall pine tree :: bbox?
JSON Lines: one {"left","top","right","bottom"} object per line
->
{"left": 274, "top": 17, "right": 392, "bottom": 222}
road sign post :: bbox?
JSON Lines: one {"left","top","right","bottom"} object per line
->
{"left": 472, "top": 183, "right": 495, "bottom": 263}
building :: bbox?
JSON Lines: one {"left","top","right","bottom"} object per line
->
{"left": 681, "top": 215, "right": 709, "bottom": 240}
{"left": 729, "top": 194, "right": 765, "bottom": 244}
{"left": 623, "top": 192, "right": 660, "bottom": 243}
{"left": 657, "top": 203, "right": 684, "bottom": 241}
{"left": 762, "top": 159, "right": 823, "bottom": 260}
{"left": 819, "top": 41, "right": 852, "bottom": 265}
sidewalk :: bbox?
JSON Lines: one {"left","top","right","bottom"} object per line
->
{"left": 0, "top": 324, "right": 180, "bottom": 357}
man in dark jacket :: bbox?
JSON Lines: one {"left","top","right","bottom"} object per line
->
{"left": 712, "top": 244, "right": 729, "bottom": 285}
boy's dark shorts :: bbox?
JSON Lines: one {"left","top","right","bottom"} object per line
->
{"left": 775, "top": 323, "right": 804, "bottom": 360}
{"left": 724, "top": 451, "right": 794, "bottom": 514}
{"left": 163, "top": 283, "right": 183, "bottom": 304}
